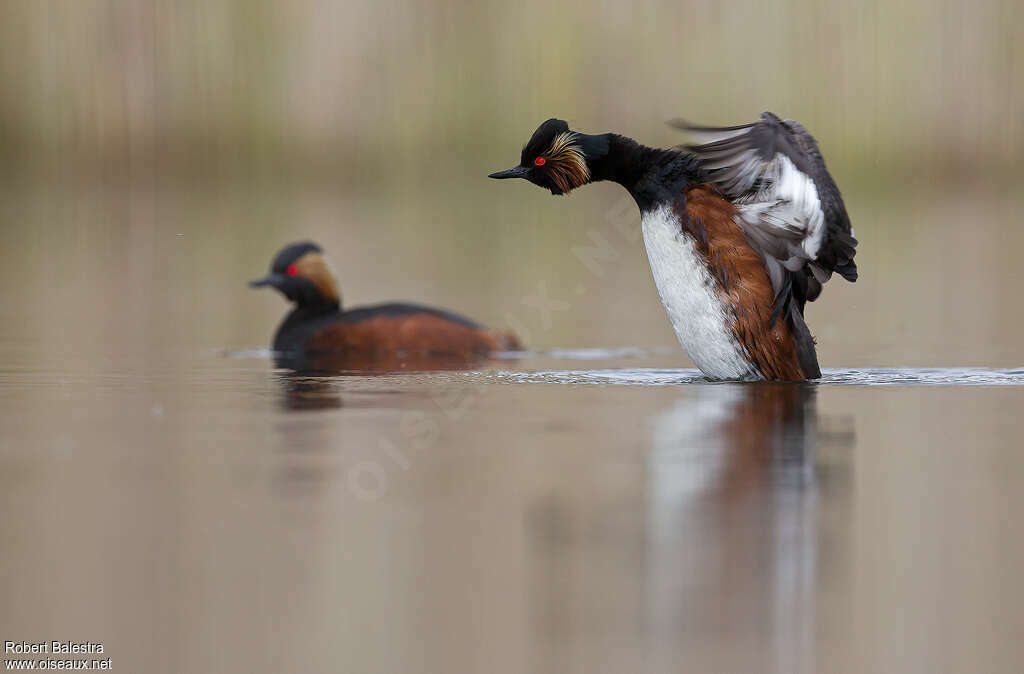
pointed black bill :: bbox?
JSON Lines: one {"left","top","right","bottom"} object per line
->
{"left": 250, "top": 273, "right": 284, "bottom": 289}
{"left": 488, "top": 166, "right": 531, "bottom": 180}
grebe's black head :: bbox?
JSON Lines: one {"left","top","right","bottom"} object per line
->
{"left": 250, "top": 241, "right": 341, "bottom": 308}
{"left": 488, "top": 118, "right": 609, "bottom": 195}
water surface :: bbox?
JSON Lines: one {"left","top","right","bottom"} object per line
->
{"left": 2, "top": 182, "right": 1024, "bottom": 673}
{"left": 3, "top": 344, "right": 1024, "bottom": 673}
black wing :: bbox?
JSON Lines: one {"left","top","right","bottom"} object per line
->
{"left": 671, "top": 112, "right": 857, "bottom": 304}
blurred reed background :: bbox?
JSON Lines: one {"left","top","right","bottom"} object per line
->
{"left": 0, "top": 0, "right": 1021, "bottom": 364}
{"left": 2, "top": 0, "right": 1021, "bottom": 180}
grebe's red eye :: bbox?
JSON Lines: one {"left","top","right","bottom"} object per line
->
{"left": 534, "top": 157, "right": 546, "bottom": 166}
{"left": 286, "top": 264, "right": 299, "bottom": 277}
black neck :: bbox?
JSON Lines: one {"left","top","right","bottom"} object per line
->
{"left": 273, "top": 300, "right": 341, "bottom": 353}
{"left": 285, "top": 299, "right": 340, "bottom": 323}
{"left": 585, "top": 133, "right": 703, "bottom": 212}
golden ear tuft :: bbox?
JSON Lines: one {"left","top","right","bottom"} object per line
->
{"left": 294, "top": 253, "right": 341, "bottom": 304}
{"left": 544, "top": 132, "right": 590, "bottom": 194}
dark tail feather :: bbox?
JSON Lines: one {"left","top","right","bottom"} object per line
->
{"left": 836, "top": 260, "right": 858, "bottom": 282}
{"left": 804, "top": 276, "right": 822, "bottom": 302}
{"left": 788, "top": 304, "right": 821, "bottom": 379}
{"left": 772, "top": 270, "right": 821, "bottom": 379}
{"left": 769, "top": 273, "right": 793, "bottom": 327}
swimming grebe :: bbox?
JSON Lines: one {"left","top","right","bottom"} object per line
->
{"left": 251, "top": 242, "right": 521, "bottom": 366}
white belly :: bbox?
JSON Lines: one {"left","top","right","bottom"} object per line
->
{"left": 640, "top": 205, "right": 757, "bottom": 380}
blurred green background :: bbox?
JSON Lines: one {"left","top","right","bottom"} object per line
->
{"left": 0, "top": 0, "right": 1021, "bottom": 366}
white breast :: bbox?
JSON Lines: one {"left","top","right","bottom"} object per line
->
{"left": 640, "top": 205, "right": 757, "bottom": 380}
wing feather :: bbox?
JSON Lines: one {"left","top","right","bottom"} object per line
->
{"left": 670, "top": 112, "right": 858, "bottom": 307}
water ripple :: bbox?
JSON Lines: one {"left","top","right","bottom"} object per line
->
{"left": 222, "top": 348, "right": 1024, "bottom": 387}
{"left": 488, "top": 367, "right": 1024, "bottom": 387}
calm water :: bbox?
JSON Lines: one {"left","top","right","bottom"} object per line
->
{"left": 2, "top": 347, "right": 1024, "bottom": 673}
{"left": 2, "top": 182, "right": 1024, "bottom": 673}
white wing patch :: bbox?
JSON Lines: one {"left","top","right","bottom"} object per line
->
{"left": 678, "top": 113, "right": 857, "bottom": 299}
{"left": 682, "top": 122, "right": 829, "bottom": 286}
{"left": 733, "top": 155, "right": 827, "bottom": 282}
